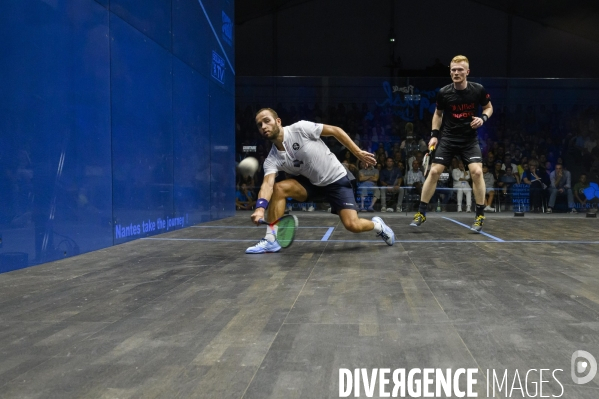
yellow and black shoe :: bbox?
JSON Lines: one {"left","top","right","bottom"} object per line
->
{"left": 471, "top": 215, "right": 485, "bottom": 232}
{"left": 410, "top": 212, "right": 426, "bottom": 227}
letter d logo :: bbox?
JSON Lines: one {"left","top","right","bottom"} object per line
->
{"left": 571, "top": 350, "right": 597, "bottom": 385}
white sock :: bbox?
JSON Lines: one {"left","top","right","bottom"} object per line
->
{"left": 373, "top": 221, "right": 382, "bottom": 234}
{"left": 265, "top": 224, "right": 279, "bottom": 242}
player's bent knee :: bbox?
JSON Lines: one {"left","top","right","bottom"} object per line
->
{"left": 342, "top": 220, "right": 361, "bottom": 233}
{"left": 338, "top": 210, "right": 362, "bottom": 233}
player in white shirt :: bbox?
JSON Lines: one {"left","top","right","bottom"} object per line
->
{"left": 246, "top": 108, "right": 395, "bottom": 253}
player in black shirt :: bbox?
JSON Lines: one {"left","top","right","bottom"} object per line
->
{"left": 410, "top": 55, "right": 493, "bottom": 232}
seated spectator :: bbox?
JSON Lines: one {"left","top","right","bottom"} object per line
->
{"left": 573, "top": 173, "right": 598, "bottom": 210}
{"left": 358, "top": 160, "right": 380, "bottom": 212}
{"left": 547, "top": 163, "right": 576, "bottom": 213}
{"left": 501, "top": 154, "right": 518, "bottom": 171}
{"left": 484, "top": 151, "right": 496, "bottom": 168}
{"left": 499, "top": 166, "right": 520, "bottom": 200}
{"left": 379, "top": 157, "right": 404, "bottom": 212}
{"left": 395, "top": 160, "right": 406, "bottom": 177}
{"left": 405, "top": 160, "right": 425, "bottom": 204}
{"left": 407, "top": 151, "right": 424, "bottom": 172}
{"left": 400, "top": 123, "right": 420, "bottom": 159}
{"left": 236, "top": 183, "right": 255, "bottom": 210}
{"left": 482, "top": 164, "right": 496, "bottom": 212}
{"left": 452, "top": 161, "right": 472, "bottom": 212}
{"left": 431, "top": 166, "right": 452, "bottom": 211}
{"left": 493, "top": 161, "right": 504, "bottom": 183}
{"left": 522, "top": 159, "right": 549, "bottom": 212}
{"left": 518, "top": 157, "right": 528, "bottom": 177}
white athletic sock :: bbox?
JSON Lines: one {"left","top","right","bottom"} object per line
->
{"left": 373, "top": 221, "right": 382, "bottom": 234}
{"left": 265, "top": 224, "right": 279, "bottom": 242}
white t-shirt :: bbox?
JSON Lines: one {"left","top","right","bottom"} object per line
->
{"left": 263, "top": 121, "right": 347, "bottom": 186}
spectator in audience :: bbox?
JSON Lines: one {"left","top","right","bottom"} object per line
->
{"left": 396, "top": 160, "right": 406, "bottom": 175}
{"left": 547, "top": 163, "right": 576, "bottom": 213}
{"left": 518, "top": 158, "right": 528, "bottom": 178}
{"left": 358, "top": 160, "right": 380, "bottom": 212}
{"left": 522, "top": 159, "right": 548, "bottom": 212}
{"left": 379, "top": 157, "right": 403, "bottom": 212}
{"left": 502, "top": 154, "right": 517, "bottom": 171}
{"left": 236, "top": 183, "right": 255, "bottom": 210}
{"left": 573, "top": 173, "right": 597, "bottom": 209}
{"left": 452, "top": 161, "right": 472, "bottom": 212}
{"left": 493, "top": 161, "right": 504, "bottom": 183}
{"left": 482, "top": 164, "right": 496, "bottom": 212}
{"left": 400, "top": 123, "right": 420, "bottom": 159}
{"left": 405, "top": 160, "right": 425, "bottom": 203}
{"left": 499, "top": 165, "right": 520, "bottom": 194}
{"left": 450, "top": 157, "right": 460, "bottom": 172}
{"left": 431, "top": 166, "right": 452, "bottom": 211}
{"left": 407, "top": 150, "right": 424, "bottom": 172}
{"left": 484, "top": 151, "right": 495, "bottom": 168}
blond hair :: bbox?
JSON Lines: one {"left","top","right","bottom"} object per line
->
{"left": 450, "top": 55, "right": 469, "bottom": 66}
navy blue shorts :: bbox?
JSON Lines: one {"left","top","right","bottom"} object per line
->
{"left": 432, "top": 137, "right": 483, "bottom": 167}
{"left": 288, "top": 174, "right": 358, "bottom": 215}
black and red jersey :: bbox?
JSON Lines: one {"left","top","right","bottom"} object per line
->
{"left": 436, "top": 82, "right": 490, "bottom": 140}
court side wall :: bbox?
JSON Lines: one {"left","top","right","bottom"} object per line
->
{"left": 236, "top": 0, "right": 599, "bottom": 78}
{"left": 0, "top": 0, "right": 235, "bottom": 273}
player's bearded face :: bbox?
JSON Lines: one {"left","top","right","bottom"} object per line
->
{"left": 256, "top": 112, "right": 282, "bottom": 141}
{"left": 450, "top": 62, "right": 469, "bottom": 83}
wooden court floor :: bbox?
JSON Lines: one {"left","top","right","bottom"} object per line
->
{"left": 1, "top": 212, "right": 598, "bottom": 398}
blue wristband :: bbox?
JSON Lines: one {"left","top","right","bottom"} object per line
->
{"left": 256, "top": 198, "right": 269, "bottom": 209}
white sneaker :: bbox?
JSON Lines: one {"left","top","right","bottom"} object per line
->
{"left": 386, "top": 208, "right": 394, "bottom": 212}
{"left": 381, "top": 207, "right": 387, "bottom": 212}
{"left": 484, "top": 206, "right": 495, "bottom": 212}
{"left": 396, "top": 206, "right": 402, "bottom": 212}
{"left": 245, "top": 239, "right": 282, "bottom": 254}
{"left": 307, "top": 206, "right": 315, "bottom": 212}
{"left": 372, "top": 216, "right": 395, "bottom": 246}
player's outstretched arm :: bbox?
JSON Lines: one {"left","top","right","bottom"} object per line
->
{"left": 321, "top": 124, "right": 376, "bottom": 166}
{"left": 251, "top": 173, "right": 276, "bottom": 225}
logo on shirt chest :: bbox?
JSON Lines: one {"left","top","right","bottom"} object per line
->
{"left": 293, "top": 143, "right": 300, "bottom": 150}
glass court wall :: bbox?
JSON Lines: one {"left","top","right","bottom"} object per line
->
{"left": 0, "top": 0, "right": 236, "bottom": 272}
{"left": 236, "top": 77, "right": 599, "bottom": 214}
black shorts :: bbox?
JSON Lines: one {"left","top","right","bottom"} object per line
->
{"left": 288, "top": 174, "right": 358, "bottom": 215}
{"left": 432, "top": 137, "right": 483, "bottom": 167}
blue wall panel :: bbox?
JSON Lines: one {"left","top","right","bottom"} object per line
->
{"left": 110, "top": 14, "right": 174, "bottom": 244}
{"left": 0, "top": 0, "right": 112, "bottom": 271}
{"left": 0, "top": 0, "right": 235, "bottom": 272}
{"left": 173, "top": 58, "right": 212, "bottom": 225}
{"left": 110, "top": 0, "right": 172, "bottom": 51}
{"left": 172, "top": 0, "right": 234, "bottom": 95}
{"left": 209, "top": 83, "right": 236, "bottom": 220}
